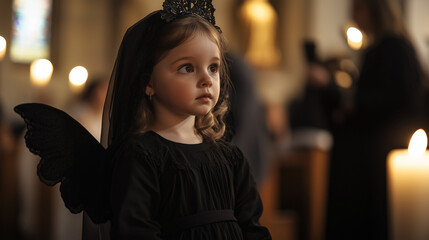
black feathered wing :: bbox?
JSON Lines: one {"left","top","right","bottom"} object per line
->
{"left": 14, "top": 103, "right": 111, "bottom": 224}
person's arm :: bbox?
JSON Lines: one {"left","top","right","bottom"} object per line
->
{"left": 233, "top": 146, "right": 271, "bottom": 240}
{"left": 110, "top": 141, "right": 162, "bottom": 239}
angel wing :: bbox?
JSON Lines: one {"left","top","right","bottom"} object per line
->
{"left": 14, "top": 103, "right": 110, "bottom": 224}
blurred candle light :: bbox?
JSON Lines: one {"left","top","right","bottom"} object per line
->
{"left": 388, "top": 129, "right": 429, "bottom": 240}
{"left": 346, "top": 27, "right": 363, "bottom": 50}
{"left": 239, "top": 0, "right": 280, "bottom": 69}
{"left": 334, "top": 71, "right": 353, "bottom": 88}
{"left": 246, "top": 0, "right": 271, "bottom": 21}
{"left": 69, "top": 66, "right": 88, "bottom": 92}
{"left": 30, "top": 59, "right": 53, "bottom": 86}
{"left": 0, "top": 36, "right": 6, "bottom": 60}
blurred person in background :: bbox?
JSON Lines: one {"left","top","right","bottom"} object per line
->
{"left": 326, "top": 0, "right": 426, "bottom": 239}
{"left": 288, "top": 40, "right": 341, "bottom": 151}
{"left": 0, "top": 101, "right": 19, "bottom": 239}
{"left": 67, "top": 79, "right": 108, "bottom": 140}
{"left": 225, "top": 53, "right": 271, "bottom": 184}
{"left": 52, "top": 79, "right": 108, "bottom": 240}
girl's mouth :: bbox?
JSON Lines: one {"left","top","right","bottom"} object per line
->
{"left": 196, "top": 93, "right": 213, "bottom": 102}
{"left": 197, "top": 93, "right": 212, "bottom": 99}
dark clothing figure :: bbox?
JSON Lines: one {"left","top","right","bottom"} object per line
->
{"left": 326, "top": 35, "right": 424, "bottom": 240}
{"left": 110, "top": 131, "right": 271, "bottom": 239}
{"left": 225, "top": 53, "right": 270, "bottom": 184}
{"left": 289, "top": 41, "right": 341, "bottom": 143}
{"left": 289, "top": 82, "right": 340, "bottom": 132}
{"left": 355, "top": 36, "right": 423, "bottom": 130}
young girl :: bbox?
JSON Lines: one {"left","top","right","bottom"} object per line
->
{"left": 106, "top": 6, "right": 271, "bottom": 240}
{"left": 15, "top": 0, "right": 271, "bottom": 239}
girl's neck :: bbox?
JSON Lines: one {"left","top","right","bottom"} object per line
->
{"left": 149, "top": 115, "right": 202, "bottom": 144}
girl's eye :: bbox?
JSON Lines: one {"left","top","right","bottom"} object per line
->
{"left": 209, "top": 64, "right": 219, "bottom": 73}
{"left": 178, "top": 64, "right": 194, "bottom": 73}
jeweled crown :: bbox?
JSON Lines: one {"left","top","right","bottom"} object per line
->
{"left": 160, "top": 0, "right": 221, "bottom": 32}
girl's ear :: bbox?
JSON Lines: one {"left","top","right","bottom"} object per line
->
{"left": 145, "top": 79, "right": 155, "bottom": 96}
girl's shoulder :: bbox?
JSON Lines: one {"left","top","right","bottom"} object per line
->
{"left": 213, "top": 139, "right": 245, "bottom": 163}
{"left": 119, "top": 131, "right": 167, "bottom": 153}
{"left": 110, "top": 131, "right": 166, "bottom": 160}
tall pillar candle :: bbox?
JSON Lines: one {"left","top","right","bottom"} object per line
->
{"left": 387, "top": 129, "right": 429, "bottom": 240}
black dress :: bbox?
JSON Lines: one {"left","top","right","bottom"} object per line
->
{"left": 109, "top": 131, "right": 271, "bottom": 239}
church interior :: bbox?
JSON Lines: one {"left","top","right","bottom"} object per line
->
{"left": 1, "top": 0, "right": 429, "bottom": 239}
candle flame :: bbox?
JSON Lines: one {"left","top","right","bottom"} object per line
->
{"left": 346, "top": 27, "right": 363, "bottom": 50}
{"left": 408, "top": 129, "right": 428, "bottom": 156}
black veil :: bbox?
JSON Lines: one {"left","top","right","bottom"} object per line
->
{"left": 101, "top": 11, "right": 166, "bottom": 148}
{"left": 84, "top": 11, "right": 167, "bottom": 240}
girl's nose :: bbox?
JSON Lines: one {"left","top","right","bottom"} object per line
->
{"left": 199, "top": 72, "right": 213, "bottom": 87}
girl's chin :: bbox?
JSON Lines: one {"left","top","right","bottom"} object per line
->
{"left": 194, "top": 109, "right": 211, "bottom": 117}
{"left": 195, "top": 112, "right": 210, "bottom": 117}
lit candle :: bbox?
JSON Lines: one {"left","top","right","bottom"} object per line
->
{"left": 387, "top": 129, "right": 429, "bottom": 240}
{"left": 0, "top": 36, "right": 6, "bottom": 60}
{"left": 346, "top": 27, "right": 363, "bottom": 50}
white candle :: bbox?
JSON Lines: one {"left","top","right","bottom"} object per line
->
{"left": 0, "top": 36, "right": 6, "bottom": 60}
{"left": 388, "top": 129, "right": 429, "bottom": 240}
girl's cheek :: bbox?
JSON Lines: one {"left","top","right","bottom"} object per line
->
{"left": 171, "top": 87, "right": 193, "bottom": 101}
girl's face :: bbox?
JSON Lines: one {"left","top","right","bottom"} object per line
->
{"left": 148, "top": 33, "right": 221, "bottom": 119}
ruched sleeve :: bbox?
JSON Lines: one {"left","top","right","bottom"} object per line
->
{"left": 233, "top": 146, "right": 272, "bottom": 239}
{"left": 110, "top": 140, "right": 162, "bottom": 239}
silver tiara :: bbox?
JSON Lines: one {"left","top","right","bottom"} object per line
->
{"left": 160, "top": 0, "right": 221, "bottom": 33}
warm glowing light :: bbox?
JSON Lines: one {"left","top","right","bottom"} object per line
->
{"left": 347, "top": 27, "right": 363, "bottom": 50}
{"left": 240, "top": 0, "right": 280, "bottom": 68}
{"left": 0, "top": 36, "right": 6, "bottom": 60}
{"left": 246, "top": 1, "right": 272, "bottom": 21}
{"left": 408, "top": 129, "right": 428, "bottom": 156}
{"left": 334, "top": 71, "right": 353, "bottom": 88}
{"left": 69, "top": 66, "right": 88, "bottom": 86}
{"left": 30, "top": 59, "right": 53, "bottom": 86}
{"left": 347, "top": 27, "right": 363, "bottom": 43}
{"left": 388, "top": 129, "right": 429, "bottom": 239}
